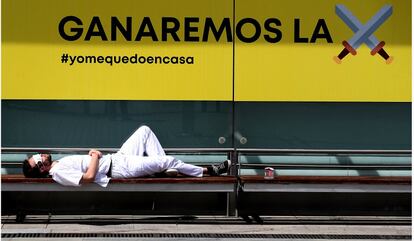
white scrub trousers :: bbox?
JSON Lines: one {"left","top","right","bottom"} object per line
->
{"left": 111, "top": 125, "right": 203, "bottom": 178}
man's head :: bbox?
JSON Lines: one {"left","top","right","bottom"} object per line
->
{"left": 22, "top": 153, "right": 52, "bottom": 178}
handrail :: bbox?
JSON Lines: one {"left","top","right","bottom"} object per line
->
{"left": 3, "top": 163, "right": 410, "bottom": 169}
{"left": 1, "top": 147, "right": 233, "bottom": 153}
{"left": 238, "top": 149, "right": 411, "bottom": 155}
{"left": 2, "top": 147, "right": 411, "bottom": 155}
{"left": 238, "top": 163, "right": 411, "bottom": 169}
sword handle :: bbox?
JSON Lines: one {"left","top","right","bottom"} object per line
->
{"left": 334, "top": 41, "right": 357, "bottom": 64}
{"left": 371, "top": 41, "right": 393, "bottom": 64}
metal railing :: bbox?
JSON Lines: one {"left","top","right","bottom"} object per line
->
{"left": 2, "top": 147, "right": 411, "bottom": 171}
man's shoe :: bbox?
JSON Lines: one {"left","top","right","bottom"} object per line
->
{"left": 209, "top": 160, "right": 231, "bottom": 176}
{"left": 164, "top": 168, "right": 178, "bottom": 177}
{"left": 154, "top": 168, "right": 178, "bottom": 177}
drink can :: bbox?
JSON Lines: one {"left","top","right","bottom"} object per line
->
{"left": 264, "top": 167, "right": 274, "bottom": 179}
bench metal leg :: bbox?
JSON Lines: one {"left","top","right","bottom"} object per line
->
{"left": 226, "top": 192, "right": 237, "bottom": 217}
{"left": 16, "top": 211, "right": 26, "bottom": 223}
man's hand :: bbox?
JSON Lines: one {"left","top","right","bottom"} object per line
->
{"left": 88, "top": 149, "right": 102, "bottom": 158}
{"left": 81, "top": 149, "right": 102, "bottom": 183}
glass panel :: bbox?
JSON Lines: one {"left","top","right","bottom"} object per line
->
{"left": 234, "top": 102, "right": 411, "bottom": 150}
{"left": 2, "top": 100, "right": 233, "bottom": 148}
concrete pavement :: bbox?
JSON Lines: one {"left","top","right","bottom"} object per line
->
{"left": 2, "top": 215, "right": 411, "bottom": 241}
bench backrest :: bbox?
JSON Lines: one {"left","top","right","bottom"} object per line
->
{"left": 238, "top": 152, "right": 411, "bottom": 177}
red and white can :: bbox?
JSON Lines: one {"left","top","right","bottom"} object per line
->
{"left": 264, "top": 167, "right": 274, "bottom": 179}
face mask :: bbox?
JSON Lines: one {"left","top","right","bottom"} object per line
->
{"left": 32, "top": 154, "right": 43, "bottom": 165}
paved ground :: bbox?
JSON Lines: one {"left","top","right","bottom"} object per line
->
{"left": 1, "top": 215, "right": 411, "bottom": 241}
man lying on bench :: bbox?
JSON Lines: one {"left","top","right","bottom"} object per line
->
{"left": 21, "top": 125, "right": 230, "bottom": 187}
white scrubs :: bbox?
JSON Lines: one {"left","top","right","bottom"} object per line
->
{"left": 112, "top": 125, "right": 203, "bottom": 178}
{"left": 117, "top": 125, "right": 166, "bottom": 157}
{"left": 50, "top": 126, "right": 203, "bottom": 187}
{"left": 49, "top": 154, "right": 111, "bottom": 187}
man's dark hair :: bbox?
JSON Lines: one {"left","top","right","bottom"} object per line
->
{"left": 22, "top": 159, "right": 48, "bottom": 178}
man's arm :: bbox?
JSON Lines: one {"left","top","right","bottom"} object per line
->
{"left": 80, "top": 149, "right": 102, "bottom": 183}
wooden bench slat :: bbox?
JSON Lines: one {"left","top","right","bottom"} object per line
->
{"left": 239, "top": 175, "right": 412, "bottom": 184}
{"left": 1, "top": 175, "right": 237, "bottom": 184}
{"left": 3, "top": 175, "right": 411, "bottom": 185}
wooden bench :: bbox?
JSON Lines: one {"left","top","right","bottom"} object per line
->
{"left": 2, "top": 175, "right": 237, "bottom": 192}
{"left": 1, "top": 149, "right": 238, "bottom": 220}
{"left": 1, "top": 148, "right": 237, "bottom": 193}
{"left": 239, "top": 175, "right": 412, "bottom": 193}
{"left": 2, "top": 148, "right": 412, "bottom": 220}
{"left": 236, "top": 151, "right": 412, "bottom": 218}
{"left": 237, "top": 150, "right": 411, "bottom": 193}
{"left": 2, "top": 175, "right": 238, "bottom": 221}
{"left": 237, "top": 175, "right": 411, "bottom": 218}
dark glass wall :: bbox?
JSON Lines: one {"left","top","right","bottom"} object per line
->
{"left": 234, "top": 102, "right": 411, "bottom": 150}
{"left": 2, "top": 100, "right": 411, "bottom": 150}
{"left": 2, "top": 100, "right": 233, "bottom": 148}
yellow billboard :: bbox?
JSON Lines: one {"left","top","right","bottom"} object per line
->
{"left": 2, "top": 0, "right": 233, "bottom": 100}
{"left": 2, "top": 0, "right": 411, "bottom": 102}
{"left": 235, "top": 0, "right": 411, "bottom": 102}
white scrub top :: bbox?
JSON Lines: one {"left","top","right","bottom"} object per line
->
{"left": 49, "top": 154, "right": 111, "bottom": 187}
